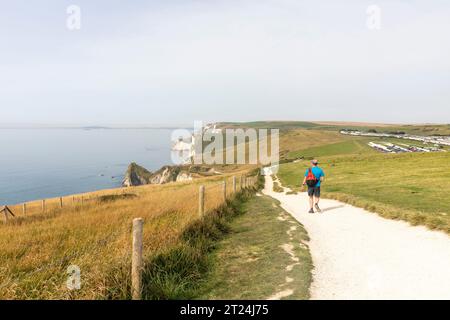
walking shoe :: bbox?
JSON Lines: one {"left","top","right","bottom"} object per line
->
{"left": 315, "top": 204, "right": 322, "bottom": 213}
{"left": 308, "top": 208, "right": 314, "bottom": 214}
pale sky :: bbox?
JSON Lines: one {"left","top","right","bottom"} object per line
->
{"left": 1, "top": 0, "right": 449, "bottom": 126}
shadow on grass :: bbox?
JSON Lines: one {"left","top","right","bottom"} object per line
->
{"left": 98, "top": 193, "right": 137, "bottom": 203}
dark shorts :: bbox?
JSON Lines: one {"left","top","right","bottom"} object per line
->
{"left": 308, "top": 186, "right": 321, "bottom": 197}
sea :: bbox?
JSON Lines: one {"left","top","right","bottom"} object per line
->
{"left": 0, "top": 128, "right": 180, "bottom": 205}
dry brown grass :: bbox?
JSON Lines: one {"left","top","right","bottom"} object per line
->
{"left": 0, "top": 170, "right": 256, "bottom": 299}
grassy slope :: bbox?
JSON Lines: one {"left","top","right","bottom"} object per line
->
{"left": 287, "top": 138, "right": 376, "bottom": 159}
{"left": 217, "top": 121, "right": 320, "bottom": 130}
{"left": 199, "top": 195, "right": 312, "bottom": 300}
{"left": 0, "top": 173, "right": 252, "bottom": 299}
{"left": 213, "top": 124, "right": 347, "bottom": 164}
{"left": 217, "top": 124, "right": 348, "bottom": 161}
{"left": 279, "top": 129, "right": 347, "bottom": 159}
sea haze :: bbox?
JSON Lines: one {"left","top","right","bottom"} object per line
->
{"left": 0, "top": 128, "right": 175, "bottom": 205}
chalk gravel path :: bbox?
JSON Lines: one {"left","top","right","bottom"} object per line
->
{"left": 263, "top": 175, "right": 450, "bottom": 300}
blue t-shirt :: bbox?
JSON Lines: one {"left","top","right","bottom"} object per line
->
{"left": 304, "top": 167, "right": 325, "bottom": 187}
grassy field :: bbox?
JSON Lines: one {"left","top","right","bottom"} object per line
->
{"left": 199, "top": 195, "right": 312, "bottom": 300}
{"left": 286, "top": 139, "right": 376, "bottom": 159}
{"left": 0, "top": 171, "right": 257, "bottom": 299}
{"left": 398, "top": 124, "right": 450, "bottom": 136}
{"left": 278, "top": 129, "right": 348, "bottom": 160}
{"left": 278, "top": 152, "right": 450, "bottom": 233}
{"left": 217, "top": 121, "right": 321, "bottom": 131}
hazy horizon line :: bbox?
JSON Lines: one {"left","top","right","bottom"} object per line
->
{"left": 0, "top": 120, "right": 448, "bottom": 129}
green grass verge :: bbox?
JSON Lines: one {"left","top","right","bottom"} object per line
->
{"left": 129, "top": 173, "right": 264, "bottom": 300}
{"left": 198, "top": 195, "right": 312, "bottom": 300}
{"left": 103, "top": 186, "right": 259, "bottom": 300}
{"left": 278, "top": 152, "right": 450, "bottom": 233}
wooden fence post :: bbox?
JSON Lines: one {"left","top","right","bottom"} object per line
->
{"left": 1, "top": 206, "right": 8, "bottom": 223}
{"left": 222, "top": 180, "right": 227, "bottom": 202}
{"left": 232, "top": 176, "right": 237, "bottom": 193}
{"left": 1, "top": 206, "right": 15, "bottom": 223}
{"left": 42, "top": 200, "right": 46, "bottom": 213}
{"left": 60, "top": 197, "right": 63, "bottom": 208}
{"left": 131, "top": 218, "right": 143, "bottom": 300}
{"left": 198, "top": 185, "right": 205, "bottom": 216}
{"left": 23, "top": 203, "right": 27, "bottom": 215}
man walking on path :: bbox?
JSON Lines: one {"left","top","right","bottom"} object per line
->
{"left": 302, "top": 159, "right": 325, "bottom": 213}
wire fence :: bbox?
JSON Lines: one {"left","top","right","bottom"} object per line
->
{"left": 0, "top": 171, "right": 260, "bottom": 299}
{"left": 1, "top": 174, "right": 259, "bottom": 224}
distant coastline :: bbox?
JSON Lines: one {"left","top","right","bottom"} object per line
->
{"left": 0, "top": 125, "right": 191, "bottom": 130}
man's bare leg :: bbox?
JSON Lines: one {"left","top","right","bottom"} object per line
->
{"left": 314, "top": 197, "right": 322, "bottom": 212}
{"left": 314, "top": 196, "right": 320, "bottom": 205}
{"left": 309, "top": 196, "right": 314, "bottom": 210}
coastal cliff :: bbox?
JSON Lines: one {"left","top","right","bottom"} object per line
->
{"left": 122, "top": 163, "right": 215, "bottom": 187}
{"left": 122, "top": 163, "right": 153, "bottom": 187}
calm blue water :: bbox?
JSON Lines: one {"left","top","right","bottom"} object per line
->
{"left": 0, "top": 128, "right": 176, "bottom": 205}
